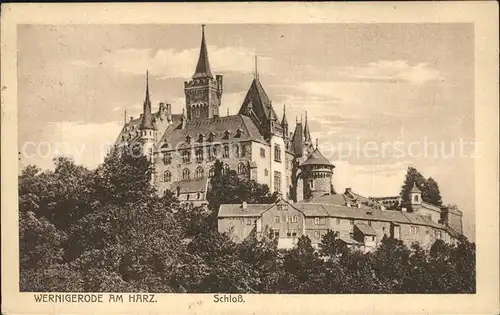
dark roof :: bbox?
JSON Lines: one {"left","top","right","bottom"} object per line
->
{"left": 291, "top": 123, "right": 304, "bottom": 156}
{"left": 193, "top": 26, "right": 213, "bottom": 79}
{"left": 303, "top": 115, "right": 311, "bottom": 143}
{"left": 171, "top": 177, "right": 208, "bottom": 194}
{"left": 140, "top": 72, "right": 155, "bottom": 130}
{"left": 300, "top": 148, "right": 335, "bottom": 168}
{"left": 355, "top": 223, "right": 377, "bottom": 236}
{"left": 116, "top": 112, "right": 183, "bottom": 146}
{"left": 157, "top": 114, "right": 266, "bottom": 150}
{"left": 281, "top": 105, "right": 288, "bottom": 126}
{"left": 239, "top": 78, "right": 277, "bottom": 124}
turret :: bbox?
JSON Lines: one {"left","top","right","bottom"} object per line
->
{"left": 139, "top": 71, "right": 156, "bottom": 160}
{"left": 299, "top": 143, "right": 335, "bottom": 199}
{"left": 410, "top": 182, "right": 422, "bottom": 207}
{"left": 281, "top": 104, "right": 289, "bottom": 138}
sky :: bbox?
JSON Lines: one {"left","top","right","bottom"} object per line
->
{"left": 17, "top": 24, "right": 475, "bottom": 238}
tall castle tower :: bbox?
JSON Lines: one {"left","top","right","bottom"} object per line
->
{"left": 139, "top": 71, "right": 157, "bottom": 159}
{"left": 300, "top": 142, "right": 335, "bottom": 199}
{"left": 184, "top": 25, "right": 223, "bottom": 120}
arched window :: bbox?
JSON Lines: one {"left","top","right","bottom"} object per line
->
{"left": 182, "top": 150, "right": 191, "bottom": 163}
{"left": 209, "top": 167, "right": 215, "bottom": 177}
{"left": 264, "top": 168, "right": 269, "bottom": 176}
{"left": 182, "top": 168, "right": 190, "bottom": 180}
{"left": 195, "top": 166, "right": 204, "bottom": 179}
{"left": 163, "top": 171, "right": 171, "bottom": 182}
{"left": 237, "top": 162, "right": 246, "bottom": 175}
{"left": 414, "top": 195, "right": 419, "bottom": 202}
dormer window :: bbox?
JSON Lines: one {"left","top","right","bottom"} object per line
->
{"left": 198, "top": 134, "right": 204, "bottom": 143}
{"left": 186, "top": 135, "right": 192, "bottom": 144}
{"left": 160, "top": 143, "right": 169, "bottom": 151}
{"left": 223, "top": 130, "right": 231, "bottom": 139}
{"left": 235, "top": 128, "right": 243, "bottom": 138}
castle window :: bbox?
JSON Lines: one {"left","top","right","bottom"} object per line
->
{"left": 209, "top": 167, "right": 215, "bottom": 177}
{"left": 198, "top": 134, "right": 204, "bottom": 143}
{"left": 223, "top": 145, "right": 229, "bottom": 158}
{"left": 274, "top": 144, "right": 282, "bottom": 162}
{"left": 195, "top": 148, "right": 204, "bottom": 163}
{"left": 241, "top": 144, "right": 248, "bottom": 157}
{"left": 309, "top": 180, "right": 314, "bottom": 189}
{"left": 246, "top": 219, "right": 253, "bottom": 225}
{"left": 292, "top": 231, "right": 297, "bottom": 237}
{"left": 195, "top": 166, "right": 204, "bottom": 179}
{"left": 233, "top": 144, "right": 240, "bottom": 158}
{"left": 414, "top": 195, "right": 419, "bottom": 202}
{"left": 237, "top": 163, "right": 246, "bottom": 175}
{"left": 208, "top": 132, "right": 215, "bottom": 142}
{"left": 314, "top": 231, "right": 320, "bottom": 239}
{"left": 274, "top": 171, "right": 282, "bottom": 193}
{"left": 223, "top": 130, "right": 230, "bottom": 139}
{"left": 260, "top": 148, "right": 265, "bottom": 158}
{"left": 182, "top": 150, "right": 191, "bottom": 163}
{"left": 222, "top": 164, "right": 230, "bottom": 175}
{"left": 163, "top": 153, "right": 172, "bottom": 165}
{"left": 336, "top": 218, "right": 341, "bottom": 225}
{"left": 163, "top": 171, "right": 171, "bottom": 182}
{"left": 176, "top": 186, "right": 180, "bottom": 197}
{"left": 274, "top": 216, "right": 280, "bottom": 223}
{"left": 186, "top": 194, "right": 190, "bottom": 201}
{"left": 197, "top": 192, "right": 201, "bottom": 200}
{"left": 292, "top": 215, "right": 298, "bottom": 223}
{"left": 186, "top": 135, "right": 192, "bottom": 144}
{"left": 264, "top": 168, "right": 269, "bottom": 176}
{"left": 314, "top": 217, "right": 320, "bottom": 225}
{"left": 235, "top": 128, "right": 243, "bottom": 137}
{"left": 182, "top": 168, "right": 190, "bottom": 180}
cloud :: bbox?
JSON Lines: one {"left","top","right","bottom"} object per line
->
{"left": 85, "top": 46, "right": 273, "bottom": 79}
{"left": 20, "top": 121, "right": 123, "bottom": 170}
{"left": 337, "top": 60, "right": 443, "bottom": 84}
{"left": 332, "top": 160, "right": 407, "bottom": 197}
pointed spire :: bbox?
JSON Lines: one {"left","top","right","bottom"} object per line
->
{"left": 304, "top": 111, "right": 311, "bottom": 143}
{"left": 140, "top": 70, "right": 155, "bottom": 130}
{"left": 227, "top": 107, "right": 229, "bottom": 116}
{"left": 316, "top": 138, "right": 319, "bottom": 148}
{"left": 281, "top": 104, "right": 288, "bottom": 126}
{"left": 254, "top": 55, "right": 259, "bottom": 80}
{"left": 193, "top": 25, "right": 213, "bottom": 79}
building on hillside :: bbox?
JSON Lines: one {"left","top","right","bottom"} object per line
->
{"left": 218, "top": 145, "right": 464, "bottom": 251}
{"left": 114, "top": 26, "right": 315, "bottom": 205}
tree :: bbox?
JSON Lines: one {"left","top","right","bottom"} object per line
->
{"left": 206, "top": 163, "right": 278, "bottom": 214}
{"left": 425, "top": 177, "right": 442, "bottom": 206}
{"left": 318, "top": 230, "right": 348, "bottom": 258}
{"left": 400, "top": 167, "right": 443, "bottom": 209}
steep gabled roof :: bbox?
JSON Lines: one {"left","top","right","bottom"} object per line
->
{"left": 239, "top": 78, "right": 277, "bottom": 123}
{"left": 300, "top": 148, "right": 335, "bottom": 168}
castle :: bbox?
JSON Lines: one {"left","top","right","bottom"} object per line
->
{"left": 115, "top": 26, "right": 464, "bottom": 251}
{"left": 115, "top": 25, "right": 314, "bottom": 205}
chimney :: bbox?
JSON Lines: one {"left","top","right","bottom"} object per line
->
{"left": 159, "top": 102, "right": 166, "bottom": 117}
{"left": 241, "top": 201, "right": 247, "bottom": 209}
{"left": 166, "top": 103, "right": 172, "bottom": 122}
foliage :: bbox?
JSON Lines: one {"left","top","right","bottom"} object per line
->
{"left": 206, "top": 160, "right": 278, "bottom": 213}
{"left": 400, "top": 167, "right": 443, "bottom": 209}
{"left": 19, "top": 155, "right": 474, "bottom": 293}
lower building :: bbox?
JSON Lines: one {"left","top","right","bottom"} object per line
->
{"left": 218, "top": 147, "right": 463, "bottom": 251}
